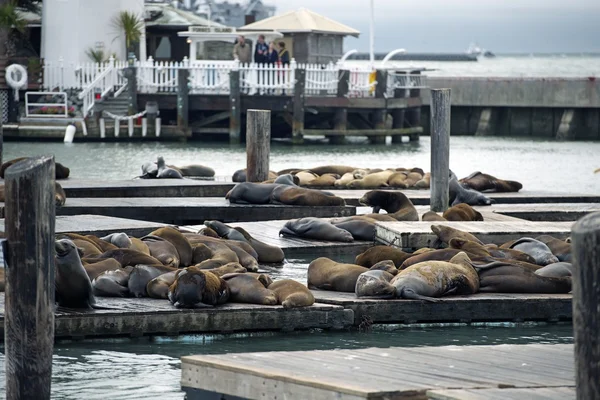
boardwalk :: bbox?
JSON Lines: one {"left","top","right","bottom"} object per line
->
{"left": 180, "top": 343, "right": 575, "bottom": 400}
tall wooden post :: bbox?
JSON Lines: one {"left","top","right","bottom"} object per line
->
{"left": 177, "top": 68, "right": 190, "bottom": 130}
{"left": 4, "top": 155, "right": 56, "bottom": 400}
{"left": 0, "top": 121, "right": 3, "bottom": 165}
{"left": 430, "top": 89, "right": 451, "bottom": 212}
{"left": 369, "top": 69, "right": 388, "bottom": 145}
{"left": 571, "top": 211, "right": 600, "bottom": 400}
{"left": 405, "top": 70, "right": 422, "bottom": 141}
{"left": 124, "top": 66, "right": 138, "bottom": 115}
{"left": 292, "top": 69, "right": 305, "bottom": 145}
{"left": 229, "top": 70, "right": 241, "bottom": 144}
{"left": 246, "top": 109, "right": 271, "bottom": 182}
{"left": 329, "top": 69, "right": 349, "bottom": 145}
{"left": 391, "top": 71, "right": 407, "bottom": 144}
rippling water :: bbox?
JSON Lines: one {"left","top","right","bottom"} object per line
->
{"left": 0, "top": 322, "right": 574, "bottom": 399}
{"left": 4, "top": 136, "right": 600, "bottom": 194}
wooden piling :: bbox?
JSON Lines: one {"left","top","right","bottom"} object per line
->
{"left": 4, "top": 155, "right": 56, "bottom": 400}
{"left": 430, "top": 88, "right": 451, "bottom": 212}
{"left": 292, "top": 69, "right": 306, "bottom": 145}
{"left": 329, "top": 69, "right": 350, "bottom": 145}
{"left": 177, "top": 68, "right": 190, "bottom": 130}
{"left": 571, "top": 211, "right": 600, "bottom": 400}
{"left": 124, "top": 66, "right": 138, "bottom": 115}
{"left": 229, "top": 70, "right": 241, "bottom": 144}
{"left": 246, "top": 109, "right": 271, "bottom": 182}
{"left": 0, "top": 121, "right": 3, "bottom": 165}
{"left": 391, "top": 72, "right": 407, "bottom": 144}
{"left": 369, "top": 69, "right": 388, "bottom": 145}
{"left": 405, "top": 70, "right": 422, "bottom": 141}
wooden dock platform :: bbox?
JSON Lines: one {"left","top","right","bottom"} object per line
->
{"left": 375, "top": 220, "right": 573, "bottom": 248}
{"left": 180, "top": 343, "right": 575, "bottom": 400}
{"left": 0, "top": 198, "right": 356, "bottom": 224}
{"left": 312, "top": 291, "right": 572, "bottom": 325}
{"left": 427, "top": 387, "right": 575, "bottom": 400}
{"left": 476, "top": 203, "right": 600, "bottom": 222}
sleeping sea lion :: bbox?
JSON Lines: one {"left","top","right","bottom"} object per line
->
{"left": 86, "top": 248, "right": 162, "bottom": 268}
{"left": 347, "top": 170, "right": 395, "bottom": 189}
{"left": 232, "top": 169, "right": 278, "bottom": 182}
{"left": 443, "top": 203, "right": 484, "bottom": 222}
{"left": 449, "top": 238, "right": 537, "bottom": 264}
{"left": 268, "top": 279, "right": 315, "bottom": 308}
{"left": 386, "top": 172, "right": 410, "bottom": 189}
{"left": 368, "top": 259, "right": 399, "bottom": 276}
{"left": 449, "top": 170, "right": 493, "bottom": 206}
{"left": 359, "top": 190, "right": 419, "bottom": 221}
{"left": 141, "top": 235, "right": 181, "bottom": 268}
{"left": 271, "top": 186, "right": 346, "bottom": 206}
{"left": 431, "top": 224, "right": 484, "bottom": 247}
{"left": 128, "top": 264, "right": 178, "bottom": 298}
{"left": 460, "top": 171, "right": 523, "bottom": 193}
{"left": 147, "top": 271, "right": 178, "bottom": 299}
{"left": 308, "top": 165, "right": 356, "bottom": 176}
{"left": 414, "top": 173, "right": 431, "bottom": 189}
{"left": 226, "top": 182, "right": 283, "bottom": 204}
{"left": 280, "top": 217, "right": 354, "bottom": 242}
{"left": 101, "top": 232, "right": 132, "bottom": 249}
{"left": 168, "top": 266, "right": 230, "bottom": 308}
{"left": 355, "top": 246, "right": 412, "bottom": 269}
{"left": 330, "top": 219, "right": 376, "bottom": 241}
{"left": 149, "top": 227, "right": 193, "bottom": 267}
{"left": 334, "top": 172, "right": 356, "bottom": 188}
{"left": 391, "top": 252, "right": 479, "bottom": 302}
{"left": 502, "top": 238, "right": 559, "bottom": 266}
{"left": 205, "top": 262, "right": 247, "bottom": 277}
{"left": 400, "top": 249, "right": 467, "bottom": 269}
{"left": 474, "top": 261, "right": 571, "bottom": 293}
{"left": 55, "top": 239, "right": 97, "bottom": 308}
{"left": 294, "top": 170, "right": 319, "bottom": 185}
{"left": 422, "top": 211, "right": 447, "bottom": 222}
{"left": 307, "top": 258, "right": 369, "bottom": 292}
{"left": 534, "top": 262, "right": 574, "bottom": 278}
{"left": 176, "top": 164, "right": 215, "bottom": 178}
{"left": 0, "top": 157, "right": 70, "bottom": 179}
{"left": 156, "top": 156, "right": 183, "bottom": 179}
{"left": 355, "top": 270, "right": 396, "bottom": 298}
{"left": 70, "top": 238, "right": 103, "bottom": 258}
{"left": 222, "top": 273, "right": 277, "bottom": 305}
{"left": 535, "top": 235, "right": 572, "bottom": 262}
{"left": 92, "top": 266, "right": 133, "bottom": 297}
{"left": 83, "top": 258, "right": 123, "bottom": 281}
{"left": 307, "top": 174, "right": 340, "bottom": 187}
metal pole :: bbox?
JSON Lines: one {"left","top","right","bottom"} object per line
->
{"left": 369, "top": 0, "right": 375, "bottom": 66}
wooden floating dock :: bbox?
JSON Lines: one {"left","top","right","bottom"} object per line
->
{"left": 0, "top": 198, "right": 356, "bottom": 224}
{"left": 375, "top": 220, "right": 573, "bottom": 249}
{"left": 476, "top": 203, "right": 600, "bottom": 222}
{"left": 312, "top": 291, "right": 572, "bottom": 325}
{"left": 427, "top": 387, "right": 575, "bottom": 400}
{"left": 180, "top": 343, "right": 575, "bottom": 400}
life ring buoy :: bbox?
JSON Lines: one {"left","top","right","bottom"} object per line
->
{"left": 6, "top": 64, "right": 28, "bottom": 89}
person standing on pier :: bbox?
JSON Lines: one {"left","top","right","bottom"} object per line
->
{"left": 266, "top": 42, "right": 279, "bottom": 94}
{"left": 254, "top": 35, "right": 268, "bottom": 64}
{"left": 278, "top": 41, "right": 290, "bottom": 66}
{"left": 233, "top": 35, "right": 251, "bottom": 63}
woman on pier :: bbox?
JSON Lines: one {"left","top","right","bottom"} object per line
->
{"left": 278, "top": 42, "right": 290, "bottom": 66}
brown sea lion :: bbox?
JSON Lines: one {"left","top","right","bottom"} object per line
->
{"left": 449, "top": 170, "right": 494, "bottom": 206}
{"left": 175, "top": 164, "right": 215, "bottom": 178}
{"left": 334, "top": 172, "right": 356, "bottom": 187}
{"left": 402, "top": 172, "right": 424, "bottom": 188}
{"left": 226, "top": 182, "right": 283, "bottom": 204}
{"left": 330, "top": 219, "right": 376, "bottom": 241}
{"left": 55, "top": 239, "right": 96, "bottom": 309}
{"left": 414, "top": 173, "right": 431, "bottom": 189}
{"left": 347, "top": 170, "right": 395, "bottom": 189}
{"left": 355, "top": 270, "right": 396, "bottom": 298}
{"left": 534, "top": 262, "right": 574, "bottom": 278}
{"left": 369, "top": 259, "right": 399, "bottom": 276}
{"left": 141, "top": 235, "right": 181, "bottom": 268}
{"left": 307, "top": 173, "right": 340, "bottom": 187}
{"left": 205, "top": 263, "right": 247, "bottom": 276}
{"left": 307, "top": 257, "right": 369, "bottom": 292}
{"left": 449, "top": 238, "right": 537, "bottom": 264}
{"left": 400, "top": 248, "right": 466, "bottom": 269}
{"left": 71, "top": 238, "right": 103, "bottom": 258}
{"left": 197, "top": 227, "right": 220, "bottom": 238}
{"left": 92, "top": 266, "right": 133, "bottom": 297}
{"left": 2, "top": 181, "right": 67, "bottom": 207}
{"left": 146, "top": 271, "right": 178, "bottom": 299}
{"left": 474, "top": 261, "right": 571, "bottom": 293}
{"left": 460, "top": 171, "right": 523, "bottom": 193}
{"left": 294, "top": 170, "right": 319, "bottom": 185}
{"left": 83, "top": 235, "right": 119, "bottom": 252}
{"left": 168, "top": 266, "right": 230, "bottom": 308}
{"left": 535, "top": 235, "right": 572, "bottom": 262}
{"left": 422, "top": 211, "right": 447, "bottom": 222}
{"left": 271, "top": 186, "right": 346, "bottom": 206}
{"left": 186, "top": 236, "right": 253, "bottom": 270}
{"left": 87, "top": 248, "right": 163, "bottom": 268}
{"left": 149, "top": 227, "right": 193, "bottom": 267}
{"left": 83, "top": 258, "right": 123, "bottom": 281}
{"left": 391, "top": 252, "right": 479, "bottom": 301}
{"left": 358, "top": 190, "right": 419, "bottom": 221}
{"left": 128, "top": 264, "right": 178, "bottom": 298}
{"left": 412, "top": 248, "right": 436, "bottom": 255}
{"left": 431, "top": 224, "right": 484, "bottom": 247}
{"left": 268, "top": 279, "right": 315, "bottom": 308}
{"left": 443, "top": 203, "right": 484, "bottom": 222}
{"left": 355, "top": 246, "right": 411, "bottom": 269}
{"left": 222, "top": 273, "right": 277, "bottom": 305}
{"left": 501, "top": 238, "right": 559, "bottom": 266}
{"left": 58, "top": 233, "right": 116, "bottom": 254}
{"left": 232, "top": 168, "right": 278, "bottom": 182}
{"left": 308, "top": 165, "right": 356, "bottom": 176}
{"left": 0, "top": 157, "right": 70, "bottom": 179}
{"left": 386, "top": 172, "right": 410, "bottom": 188}
{"left": 280, "top": 217, "right": 354, "bottom": 242}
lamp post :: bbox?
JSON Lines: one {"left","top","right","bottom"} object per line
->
{"left": 369, "top": 0, "right": 375, "bottom": 67}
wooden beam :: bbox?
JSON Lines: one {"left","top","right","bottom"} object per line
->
{"left": 303, "top": 127, "right": 423, "bottom": 136}
{"left": 292, "top": 69, "right": 306, "bottom": 144}
{"left": 194, "top": 127, "right": 230, "bottom": 134}
{"left": 177, "top": 68, "right": 189, "bottom": 129}
{"left": 193, "top": 111, "right": 231, "bottom": 128}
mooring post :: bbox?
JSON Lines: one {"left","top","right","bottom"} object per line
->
{"left": 0, "top": 121, "right": 3, "bottom": 165}
{"left": 328, "top": 69, "right": 350, "bottom": 145}
{"left": 292, "top": 69, "right": 306, "bottom": 145}
{"left": 391, "top": 71, "right": 407, "bottom": 144}
{"left": 571, "top": 211, "right": 600, "bottom": 400}
{"left": 369, "top": 69, "right": 388, "bottom": 145}
{"left": 246, "top": 109, "right": 271, "bottom": 182}
{"left": 430, "top": 88, "right": 451, "bottom": 212}
{"left": 4, "top": 155, "right": 56, "bottom": 400}
{"left": 405, "top": 70, "right": 422, "bottom": 141}
{"left": 229, "top": 69, "right": 241, "bottom": 144}
{"left": 177, "top": 68, "right": 190, "bottom": 130}
{"left": 124, "top": 66, "right": 138, "bottom": 115}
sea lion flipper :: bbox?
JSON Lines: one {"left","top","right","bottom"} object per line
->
{"left": 399, "top": 288, "right": 439, "bottom": 303}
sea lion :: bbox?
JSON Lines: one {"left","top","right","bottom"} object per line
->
{"left": 369, "top": 260, "right": 399, "bottom": 276}
{"left": 156, "top": 156, "right": 183, "bottom": 179}
{"left": 55, "top": 239, "right": 96, "bottom": 308}
{"left": 71, "top": 238, "right": 103, "bottom": 258}
{"left": 140, "top": 161, "right": 158, "bottom": 179}
{"left": 187, "top": 239, "right": 240, "bottom": 269}
{"left": 355, "top": 270, "right": 396, "bottom": 298}
{"left": 83, "top": 258, "right": 123, "bottom": 281}
{"left": 176, "top": 164, "right": 215, "bottom": 178}
{"left": 330, "top": 219, "right": 376, "bottom": 241}
{"left": 308, "top": 165, "right": 356, "bottom": 176}
{"left": 412, "top": 247, "right": 436, "bottom": 255}
{"left": 149, "top": 227, "right": 193, "bottom": 267}
{"left": 359, "top": 190, "right": 419, "bottom": 221}
{"left": 449, "top": 170, "right": 494, "bottom": 206}
{"left": 449, "top": 238, "right": 537, "bottom": 264}
{"left": 226, "top": 182, "right": 282, "bottom": 204}
{"left": 1, "top": 181, "right": 66, "bottom": 207}
{"left": 141, "top": 235, "right": 181, "bottom": 268}
{"left": 146, "top": 271, "right": 178, "bottom": 299}
{"left": 307, "top": 257, "right": 369, "bottom": 292}
{"left": 101, "top": 232, "right": 132, "bottom": 249}
{"left": 307, "top": 173, "right": 339, "bottom": 187}
{"left": 355, "top": 246, "right": 412, "bottom": 268}
{"left": 0, "top": 157, "right": 70, "bottom": 179}
{"left": 347, "top": 170, "right": 395, "bottom": 189}
{"left": 534, "top": 262, "right": 574, "bottom": 278}
{"left": 386, "top": 172, "right": 410, "bottom": 188}
{"left": 271, "top": 186, "right": 346, "bottom": 206}
{"left": 460, "top": 171, "right": 523, "bottom": 193}
{"left": 128, "top": 264, "right": 178, "bottom": 297}
{"left": 402, "top": 172, "right": 424, "bottom": 188}
{"left": 334, "top": 172, "right": 356, "bottom": 187}
{"left": 431, "top": 224, "right": 485, "bottom": 246}
{"left": 294, "top": 170, "right": 319, "bottom": 185}
{"left": 222, "top": 273, "right": 277, "bottom": 305}
{"left": 280, "top": 217, "right": 354, "bottom": 242}
{"left": 87, "top": 248, "right": 163, "bottom": 268}
{"left": 474, "top": 261, "right": 571, "bottom": 293}
{"left": 400, "top": 248, "right": 466, "bottom": 269}
{"left": 81, "top": 235, "right": 119, "bottom": 252}
{"left": 268, "top": 279, "right": 315, "bottom": 308}
{"left": 232, "top": 169, "right": 278, "bottom": 182}
{"left": 205, "top": 262, "right": 247, "bottom": 276}
{"left": 503, "top": 238, "right": 559, "bottom": 266}
{"left": 422, "top": 211, "right": 447, "bottom": 222}
{"left": 168, "top": 266, "right": 230, "bottom": 308}
{"left": 197, "top": 226, "right": 220, "bottom": 238}
{"left": 92, "top": 266, "right": 133, "bottom": 297}
{"left": 535, "top": 235, "right": 572, "bottom": 262}
{"left": 414, "top": 173, "right": 431, "bottom": 189}
{"left": 391, "top": 252, "right": 480, "bottom": 302}
{"left": 443, "top": 203, "right": 484, "bottom": 222}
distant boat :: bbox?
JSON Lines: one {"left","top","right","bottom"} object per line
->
{"left": 466, "top": 43, "right": 495, "bottom": 58}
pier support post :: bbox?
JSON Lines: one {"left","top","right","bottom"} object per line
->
{"left": 177, "top": 68, "right": 190, "bottom": 130}
{"left": 475, "top": 108, "right": 495, "bottom": 136}
{"left": 246, "top": 109, "right": 271, "bottom": 182}
{"left": 0, "top": 121, "right": 3, "bottom": 165}
{"left": 391, "top": 72, "right": 408, "bottom": 144}
{"left": 405, "top": 70, "right": 422, "bottom": 141}
{"left": 329, "top": 69, "right": 350, "bottom": 145}
{"left": 4, "top": 156, "right": 56, "bottom": 400}
{"left": 369, "top": 69, "right": 388, "bottom": 145}
{"left": 556, "top": 109, "right": 576, "bottom": 140}
{"left": 430, "top": 89, "right": 451, "bottom": 212}
{"left": 124, "top": 66, "right": 138, "bottom": 115}
{"left": 571, "top": 211, "right": 600, "bottom": 400}
{"left": 292, "top": 69, "right": 306, "bottom": 145}
{"left": 229, "top": 70, "right": 241, "bottom": 144}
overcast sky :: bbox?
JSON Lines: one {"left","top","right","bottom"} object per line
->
{"left": 268, "top": 0, "right": 600, "bottom": 53}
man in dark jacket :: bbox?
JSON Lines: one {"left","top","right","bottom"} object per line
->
{"left": 254, "top": 35, "right": 268, "bottom": 64}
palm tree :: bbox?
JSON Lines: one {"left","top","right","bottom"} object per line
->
{"left": 0, "top": 0, "right": 27, "bottom": 56}
{"left": 112, "top": 11, "right": 143, "bottom": 58}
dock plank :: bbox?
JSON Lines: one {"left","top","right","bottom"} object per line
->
{"left": 180, "top": 343, "right": 575, "bottom": 400}
{"left": 475, "top": 203, "right": 600, "bottom": 221}
{"left": 375, "top": 220, "right": 573, "bottom": 248}
{"left": 312, "top": 291, "right": 572, "bottom": 324}
{"left": 427, "top": 387, "right": 575, "bottom": 400}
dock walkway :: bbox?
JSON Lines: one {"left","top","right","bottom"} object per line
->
{"left": 180, "top": 343, "right": 575, "bottom": 400}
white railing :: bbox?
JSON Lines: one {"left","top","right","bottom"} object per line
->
{"left": 25, "top": 92, "right": 70, "bottom": 118}
{"left": 77, "top": 58, "right": 118, "bottom": 117}
{"left": 238, "top": 60, "right": 296, "bottom": 95}
{"left": 188, "top": 60, "right": 236, "bottom": 95}
{"left": 386, "top": 72, "right": 428, "bottom": 97}
{"left": 302, "top": 62, "right": 339, "bottom": 96}
{"left": 347, "top": 67, "right": 377, "bottom": 98}
{"left": 137, "top": 57, "right": 181, "bottom": 93}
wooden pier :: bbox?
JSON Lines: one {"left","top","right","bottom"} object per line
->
{"left": 180, "top": 343, "right": 575, "bottom": 400}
